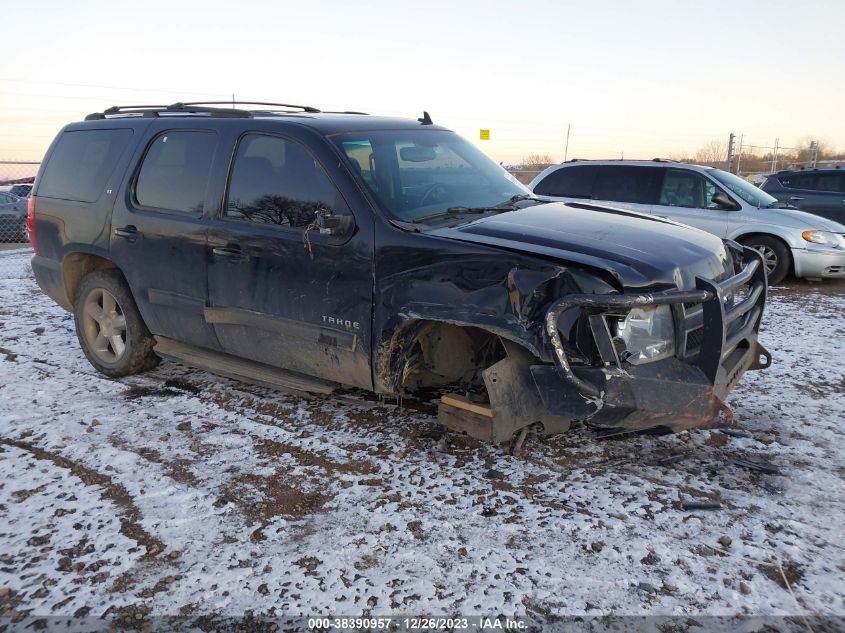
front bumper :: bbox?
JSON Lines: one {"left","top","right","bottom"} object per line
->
{"left": 538, "top": 245, "right": 771, "bottom": 431}
{"left": 792, "top": 246, "right": 845, "bottom": 279}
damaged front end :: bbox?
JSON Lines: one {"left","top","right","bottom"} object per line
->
{"left": 437, "top": 244, "right": 771, "bottom": 442}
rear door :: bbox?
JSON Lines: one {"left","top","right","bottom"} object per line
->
{"left": 206, "top": 130, "right": 374, "bottom": 389}
{"left": 653, "top": 168, "right": 730, "bottom": 237}
{"left": 110, "top": 123, "right": 221, "bottom": 350}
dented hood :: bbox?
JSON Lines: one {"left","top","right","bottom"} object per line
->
{"left": 428, "top": 202, "right": 733, "bottom": 290}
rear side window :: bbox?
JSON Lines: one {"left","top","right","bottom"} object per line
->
{"left": 780, "top": 173, "right": 818, "bottom": 190}
{"left": 225, "top": 133, "right": 346, "bottom": 229}
{"left": 38, "top": 129, "right": 133, "bottom": 202}
{"left": 135, "top": 131, "right": 217, "bottom": 213}
{"left": 592, "top": 166, "right": 661, "bottom": 204}
{"left": 814, "top": 173, "right": 844, "bottom": 192}
{"left": 533, "top": 166, "right": 597, "bottom": 198}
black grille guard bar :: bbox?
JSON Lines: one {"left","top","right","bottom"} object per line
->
{"left": 544, "top": 246, "right": 768, "bottom": 399}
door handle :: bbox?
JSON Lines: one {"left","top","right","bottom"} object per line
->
{"left": 114, "top": 225, "right": 139, "bottom": 242}
{"left": 789, "top": 196, "right": 805, "bottom": 201}
{"left": 212, "top": 246, "right": 248, "bottom": 263}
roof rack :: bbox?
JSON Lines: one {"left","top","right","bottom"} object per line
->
{"left": 84, "top": 100, "right": 325, "bottom": 121}
{"left": 85, "top": 103, "right": 254, "bottom": 120}
{"left": 178, "top": 100, "right": 322, "bottom": 113}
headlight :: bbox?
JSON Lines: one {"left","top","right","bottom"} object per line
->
{"left": 802, "top": 230, "right": 841, "bottom": 248}
{"left": 613, "top": 305, "right": 676, "bottom": 365}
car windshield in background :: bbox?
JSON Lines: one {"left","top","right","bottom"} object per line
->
{"left": 332, "top": 130, "right": 531, "bottom": 224}
{"left": 709, "top": 168, "right": 780, "bottom": 208}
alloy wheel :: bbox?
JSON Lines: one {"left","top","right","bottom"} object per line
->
{"left": 752, "top": 245, "right": 778, "bottom": 275}
{"left": 82, "top": 287, "right": 128, "bottom": 363}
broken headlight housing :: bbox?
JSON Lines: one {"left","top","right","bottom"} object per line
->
{"left": 612, "top": 305, "right": 676, "bottom": 365}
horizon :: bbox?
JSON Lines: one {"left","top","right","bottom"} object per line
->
{"left": 1, "top": 0, "right": 843, "bottom": 167}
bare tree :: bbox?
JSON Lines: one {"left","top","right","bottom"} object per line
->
{"left": 521, "top": 153, "right": 557, "bottom": 170}
{"left": 693, "top": 139, "right": 728, "bottom": 166}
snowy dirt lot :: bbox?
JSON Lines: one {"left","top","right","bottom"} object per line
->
{"left": 1, "top": 248, "right": 844, "bottom": 627}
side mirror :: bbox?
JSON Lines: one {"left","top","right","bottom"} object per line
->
{"left": 712, "top": 192, "right": 739, "bottom": 210}
{"left": 314, "top": 207, "right": 354, "bottom": 239}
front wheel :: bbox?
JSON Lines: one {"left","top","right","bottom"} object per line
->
{"left": 73, "top": 269, "right": 160, "bottom": 377}
{"left": 740, "top": 236, "right": 791, "bottom": 285}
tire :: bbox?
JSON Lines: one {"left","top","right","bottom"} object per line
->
{"left": 739, "top": 235, "right": 791, "bottom": 285}
{"left": 73, "top": 269, "right": 160, "bottom": 377}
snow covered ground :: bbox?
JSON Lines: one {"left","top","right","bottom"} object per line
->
{"left": 1, "top": 248, "right": 844, "bottom": 625}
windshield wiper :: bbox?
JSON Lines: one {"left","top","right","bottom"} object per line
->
{"left": 410, "top": 194, "right": 544, "bottom": 224}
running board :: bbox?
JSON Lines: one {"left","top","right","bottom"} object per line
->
{"left": 154, "top": 337, "right": 336, "bottom": 396}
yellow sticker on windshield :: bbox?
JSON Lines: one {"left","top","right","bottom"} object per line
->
{"left": 479, "top": 129, "right": 490, "bottom": 140}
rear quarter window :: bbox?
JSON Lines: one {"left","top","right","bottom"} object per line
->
{"left": 592, "top": 166, "right": 662, "bottom": 204}
{"left": 37, "top": 129, "right": 133, "bottom": 202}
{"left": 533, "top": 165, "right": 597, "bottom": 198}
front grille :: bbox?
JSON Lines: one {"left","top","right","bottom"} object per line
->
{"left": 685, "top": 326, "right": 704, "bottom": 353}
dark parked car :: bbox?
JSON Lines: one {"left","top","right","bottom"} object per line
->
{"left": 9, "top": 183, "right": 33, "bottom": 198}
{"left": 762, "top": 168, "right": 845, "bottom": 224}
{"left": 28, "top": 102, "right": 770, "bottom": 444}
{"left": 0, "top": 191, "right": 27, "bottom": 242}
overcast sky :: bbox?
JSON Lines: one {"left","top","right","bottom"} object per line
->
{"left": 1, "top": 0, "right": 843, "bottom": 164}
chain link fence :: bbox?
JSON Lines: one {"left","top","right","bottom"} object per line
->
{"left": 0, "top": 161, "right": 37, "bottom": 277}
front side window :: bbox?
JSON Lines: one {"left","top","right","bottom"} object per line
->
{"left": 659, "top": 169, "right": 719, "bottom": 209}
{"left": 333, "top": 129, "right": 529, "bottom": 224}
{"left": 709, "top": 169, "right": 779, "bottom": 208}
{"left": 225, "top": 134, "right": 345, "bottom": 228}
{"left": 592, "top": 166, "right": 661, "bottom": 204}
{"left": 135, "top": 130, "right": 217, "bottom": 213}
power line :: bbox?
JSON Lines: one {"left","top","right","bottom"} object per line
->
{"left": 0, "top": 77, "right": 230, "bottom": 98}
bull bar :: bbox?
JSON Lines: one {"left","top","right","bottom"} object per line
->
{"left": 544, "top": 245, "right": 772, "bottom": 403}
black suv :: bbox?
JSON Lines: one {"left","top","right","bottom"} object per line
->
{"left": 762, "top": 168, "right": 845, "bottom": 224}
{"left": 28, "top": 102, "right": 770, "bottom": 443}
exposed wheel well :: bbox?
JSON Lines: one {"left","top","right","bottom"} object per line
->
{"left": 377, "top": 320, "right": 512, "bottom": 394}
{"left": 61, "top": 253, "right": 119, "bottom": 307}
{"left": 735, "top": 233, "right": 793, "bottom": 273}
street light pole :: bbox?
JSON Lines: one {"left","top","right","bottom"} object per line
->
{"left": 563, "top": 123, "right": 571, "bottom": 162}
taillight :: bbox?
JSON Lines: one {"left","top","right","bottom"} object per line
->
{"left": 27, "top": 196, "right": 39, "bottom": 255}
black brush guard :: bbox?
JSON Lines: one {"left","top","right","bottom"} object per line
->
{"left": 539, "top": 245, "right": 772, "bottom": 430}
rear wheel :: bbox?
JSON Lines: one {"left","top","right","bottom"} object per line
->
{"left": 739, "top": 235, "right": 791, "bottom": 284}
{"left": 73, "top": 270, "right": 159, "bottom": 377}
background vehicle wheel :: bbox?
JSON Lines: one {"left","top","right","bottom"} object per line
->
{"left": 73, "top": 269, "right": 160, "bottom": 377}
{"left": 740, "top": 235, "right": 791, "bottom": 284}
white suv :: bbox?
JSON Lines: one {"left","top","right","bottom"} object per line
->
{"left": 529, "top": 160, "right": 845, "bottom": 283}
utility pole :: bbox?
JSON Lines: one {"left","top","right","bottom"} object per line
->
{"left": 770, "top": 138, "right": 779, "bottom": 173}
{"left": 735, "top": 134, "right": 745, "bottom": 175}
{"left": 726, "top": 133, "right": 735, "bottom": 171}
{"left": 808, "top": 140, "right": 819, "bottom": 167}
{"left": 563, "top": 123, "right": 571, "bottom": 162}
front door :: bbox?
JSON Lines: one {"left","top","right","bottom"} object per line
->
{"left": 110, "top": 124, "right": 221, "bottom": 350}
{"left": 653, "top": 168, "right": 730, "bottom": 237}
{"left": 206, "top": 132, "right": 373, "bottom": 389}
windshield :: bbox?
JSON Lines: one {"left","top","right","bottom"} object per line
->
{"left": 331, "top": 129, "right": 531, "bottom": 224}
{"left": 708, "top": 168, "right": 779, "bottom": 208}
